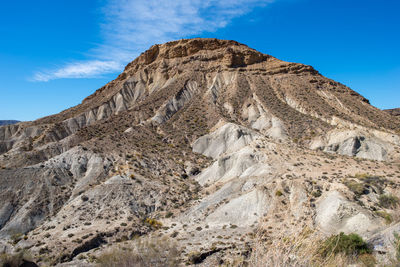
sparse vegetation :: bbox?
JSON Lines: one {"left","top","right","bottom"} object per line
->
{"left": 10, "top": 232, "right": 23, "bottom": 245}
{"left": 344, "top": 179, "right": 366, "bottom": 196}
{"left": 319, "top": 232, "right": 371, "bottom": 258}
{"left": 394, "top": 233, "right": 400, "bottom": 262}
{"left": 248, "top": 229, "right": 374, "bottom": 267}
{"left": 375, "top": 210, "right": 393, "bottom": 224}
{"left": 311, "top": 190, "right": 322, "bottom": 198}
{"left": 344, "top": 174, "right": 389, "bottom": 199}
{"left": 354, "top": 173, "right": 370, "bottom": 179}
{"left": 97, "top": 236, "right": 179, "bottom": 267}
{"left": 144, "top": 218, "right": 162, "bottom": 229}
{"left": 378, "top": 194, "right": 399, "bottom": 209}
{"left": 187, "top": 251, "right": 202, "bottom": 264}
{"left": 0, "top": 251, "right": 35, "bottom": 267}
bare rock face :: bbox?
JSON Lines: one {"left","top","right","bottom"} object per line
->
{"left": 310, "top": 128, "right": 398, "bottom": 161}
{"left": 192, "top": 123, "right": 260, "bottom": 159}
{"left": 315, "top": 191, "right": 380, "bottom": 235}
{"left": 0, "top": 38, "right": 400, "bottom": 266}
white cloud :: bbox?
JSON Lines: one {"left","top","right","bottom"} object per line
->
{"left": 33, "top": 0, "right": 274, "bottom": 81}
{"left": 32, "top": 60, "right": 123, "bottom": 82}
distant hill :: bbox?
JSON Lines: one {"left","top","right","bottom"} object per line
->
{"left": 384, "top": 108, "right": 400, "bottom": 117}
{"left": 0, "top": 120, "right": 19, "bottom": 126}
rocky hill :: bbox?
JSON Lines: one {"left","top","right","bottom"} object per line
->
{"left": 1, "top": 39, "right": 400, "bottom": 266}
{"left": 0, "top": 120, "right": 19, "bottom": 126}
{"left": 385, "top": 108, "right": 400, "bottom": 117}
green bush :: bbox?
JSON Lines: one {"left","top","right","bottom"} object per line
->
{"left": 347, "top": 174, "right": 387, "bottom": 196}
{"left": 319, "top": 232, "right": 371, "bottom": 258}
{"left": 344, "top": 179, "right": 367, "bottom": 196}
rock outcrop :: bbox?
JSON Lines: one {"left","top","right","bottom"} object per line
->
{"left": 385, "top": 108, "right": 400, "bottom": 117}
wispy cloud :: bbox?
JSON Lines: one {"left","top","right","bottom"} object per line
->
{"left": 32, "top": 60, "right": 122, "bottom": 82}
{"left": 33, "top": 0, "right": 274, "bottom": 81}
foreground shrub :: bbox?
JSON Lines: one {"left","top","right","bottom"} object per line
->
{"left": 246, "top": 229, "right": 374, "bottom": 267}
{"left": 319, "top": 232, "right": 371, "bottom": 257}
{"left": 246, "top": 228, "right": 322, "bottom": 266}
{"left": 97, "top": 236, "right": 179, "bottom": 267}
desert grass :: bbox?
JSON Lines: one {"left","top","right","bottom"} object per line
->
{"left": 238, "top": 227, "right": 375, "bottom": 267}
{"left": 96, "top": 235, "right": 179, "bottom": 267}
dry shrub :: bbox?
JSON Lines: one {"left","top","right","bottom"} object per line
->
{"left": 375, "top": 210, "right": 393, "bottom": 224}
{"left": 378, "top": 194, "right": 399, "bottom": 209}
{"left": 245, "top": 228, "right": 322, "bottom": 267}
{"left": 243, "top": 228, "right": 374, "bottom": 267}
{"left": 319, "top": 232, "right": 371, "bottom": 258}
{"left": 0, "top": 250, "right": 35, "bottom": 267}
{"left": 0, "top": 253, "right": 24, "bottom": 267}
{"left": 392, "top": 204, "right": 400, "bottom": 223}
{"left": 96, "top": 236, "right": 179, "bottom": 267}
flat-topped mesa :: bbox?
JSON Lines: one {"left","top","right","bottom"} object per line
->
{"left": 126, "top": 38, "right": 269, "bottom": 68}
{"left": 82, "top": 38, "right": 273, "bottom": 104}
{"left": 120, "top": 38, "right": 320, "bottom": 81}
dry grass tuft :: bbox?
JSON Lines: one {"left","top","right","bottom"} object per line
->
{"left": 241, "top": 228, "right": 375, "bottom": 267}
{"left": 96, "top": 236, "right": 179, "bottom": 267}
{"left": 0, "top": 250, "right": 34, "bottom": 267}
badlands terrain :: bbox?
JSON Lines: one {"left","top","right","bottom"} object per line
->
{"left": 0, "top": 38, "right": 400, "bottom": 266}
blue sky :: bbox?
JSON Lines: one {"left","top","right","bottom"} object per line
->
{"left": 1, "top": 0, "right": 399, "bottom": 121}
